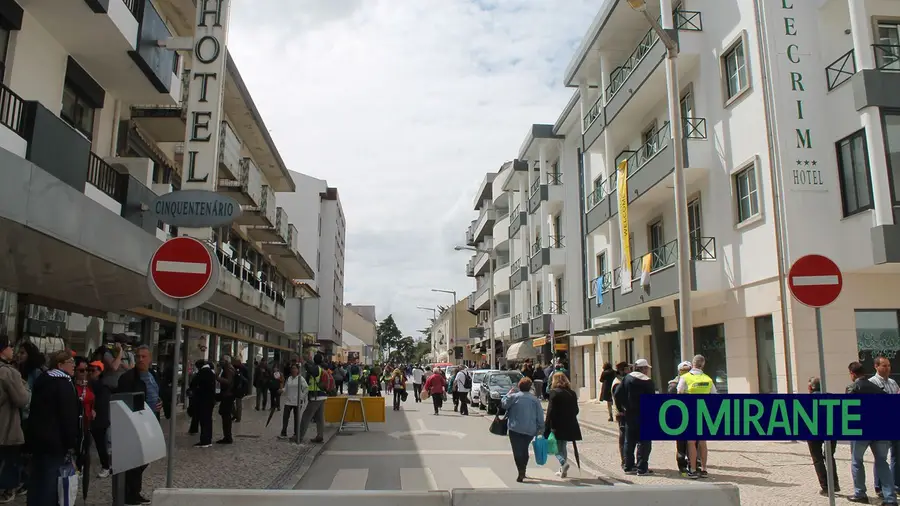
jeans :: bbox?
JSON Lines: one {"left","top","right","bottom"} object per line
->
{"left": 26, "top": 453, "right": 66, "bottom": 506}
{"left": 617, "top": 417, "right": 627, "bottom": 469}
{"left": 281, "top": 405, "right": 299, "bottom": 436}
{"left": 457, "top": 392, "right": 469, "bottom": 415}
{"left": 624, "top": 419, "right": 652, "bottom": 472}
{"left": 218, "top": 397, "right": 234, "bottom": 442}
{"left": 807, "top": 440, "right": 839, "bottom": 491}
{"left": 298, "top": 399, "right": 325, "bottom": 440}
{"left": 555, "top": 439, "right": 569, "bottom": 466}
{"left": 874, "top": 440, "right": 900, "bottom": 494}
{"left": 431, "top": 393, "right": 443, "bottom": 413}
{"left": 91, "top": 427, "right": 111, "bottom": 470}
{"left": 256, "top": 388, "right": 268, "bottom": 410}
{"left": 336, "top": 381, "right": 344, "bottom": 394}
{"left": 851, "top": 440, "right": 896, "bottom": 502}
{"left": 509, "top": 431, "right": 532, "bottom": 476}
{"left": 413, "top": 383, "right": 422, "bottom": 402}
{"left": 233, "top": 396, "right": 244, "bottom": 422}
{"left": 393, "top": 389, "right": 403, "bottom": 410}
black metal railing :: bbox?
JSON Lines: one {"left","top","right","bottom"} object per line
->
{"left": 826, "top": 49, "right": 856, "bottom": 90}
{"left": 512, "top": 314, "right": 522, "bottom": 326}
{"left": 586, "top": 170, "right": 618, "bottom": 209}
{"left": 531, "top": 303, "right": 543, "bottom": 318}
{"left": 690, "top": 236, "right": 717, "bottom": 261}
{"left": 606, "top": 27, "right": 659, "bottom": 100}
{"left": 683, "top": 117, "right": 707, "bottom": 139}
{"left": 874, "top": 44, "right": 900, "bottom": 71}
{"left": 531, "top": 238, "right": 542, "bottom": 255}
{"left": 87, "top": 153, "right": 127, "bottom": 203}
{"left": 548, "top": 234, "right": 564, "bottom": 248}
{"left": 530, "top": 176, "right": 541, "bottom": 195}
{"left": 121, "top": 0, "right": 142, "bottom": 20}
{"left": 511, "top": 259, "right": 521, "bottom": 271}
{"left": 547, "top": 172, "right": 562, "bottom": 185}
{"left": 583, "top": 96, "right": 603, "bottom": 131}
{"left": 674, "top": 10, "right": 703, "bottom": 31}
{"left": 589, "top": 272, "right": 612, "bottom": 298}
{"left": 0, "top": 83, "right": 26, "bottom": 138}
{"left": 549, "top": 300, "right": 567, "bottom": 314}
{"left": 611, "top": 236, "right": 717, "bottom": 285}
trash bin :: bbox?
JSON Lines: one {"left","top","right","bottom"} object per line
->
{"left": 533, "top": 379, "right": 544, "bottom": 397}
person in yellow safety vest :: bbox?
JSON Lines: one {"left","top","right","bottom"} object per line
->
{"left": 676, "top": 354, "right": 717, "bottom": 479}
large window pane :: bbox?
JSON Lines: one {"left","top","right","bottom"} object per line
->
{"left": 885, "top": 113, "right": 900, "bottom": 204}
{"left": 694, "top": 324, "right": 728, "bottom": 393}
{"left": 855, "top": 310, "right": 900, "bottom": 383}
{"left": 754, "top": 316, "right": 778, "bottom": 393}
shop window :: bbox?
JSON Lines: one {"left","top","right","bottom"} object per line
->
{"left": 754, "top": 315, "right": 778, "bottom": 393}
{"left": 855, "top": 310, "right": 900, "bottom": 383}
{"left": 623, "top": 338, "right": 635, "bottom": 364}
{"left": 694, "top": 324, "right": 728, "bottom": 393}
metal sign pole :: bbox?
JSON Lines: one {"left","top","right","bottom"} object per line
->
{"left": 294, "top": 374, "right": 302, "bottom": 444}
{"left": 815, "top": 307, "right": 836, "bottom": 506}
{"left": 166, "top": 300, "right": 184, "bottom": 488}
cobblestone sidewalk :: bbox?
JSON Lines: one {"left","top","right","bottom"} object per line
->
{"left": 14, "top": 397, "right": 335, "bottom": 505}
{"left": 572, "top": 400, "right": 881, "bottom": 506}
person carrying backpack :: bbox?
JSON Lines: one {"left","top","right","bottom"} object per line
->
{"left": 296, "top": 354, "right": 329, "bottom": 444}
{"left": 332, "top": 365, "right": 346, "bottom": 394}
{"left": 453, "top": 365, "right": 471, "bottom": 416}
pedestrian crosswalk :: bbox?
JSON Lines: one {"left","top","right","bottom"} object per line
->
{"left": 312, "top": 466, "right": 606, "bottom": 490}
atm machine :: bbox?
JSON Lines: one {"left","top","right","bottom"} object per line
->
{"left": 109, "top": 392, "right": 167, "bottom": 506}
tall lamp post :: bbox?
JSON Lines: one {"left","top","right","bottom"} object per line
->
{"left": 455, "top": 245, "right": 494, "bottom": 369}
{"left": 627, "top": 0, "right": 694, "bottom": 359}
{"left": 431, "top": 289, "right": 458, "bottom": 362}
{"left": 417, "top": 306, "right": 438, "bottom": 360}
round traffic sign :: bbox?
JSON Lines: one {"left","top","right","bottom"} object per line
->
{"left": 149, "top": 237, "right": 214, "bottom": 299}
{"left": 788, "top": 254, "right": 843, "bottom": 308}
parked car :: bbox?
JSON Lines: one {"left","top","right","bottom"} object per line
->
{"left": 480, "top": 370, "right": 523, "bottom": 415}
{"left": 468, "top": 370, "right": 491, "bottom": 408}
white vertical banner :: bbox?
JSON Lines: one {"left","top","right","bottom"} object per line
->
{"left": 180, "top": 0, "right": 232, "bottom": 241}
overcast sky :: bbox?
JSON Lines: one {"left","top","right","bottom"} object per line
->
{"left": 227, "top": 0, "right": 595, "bottom": 337}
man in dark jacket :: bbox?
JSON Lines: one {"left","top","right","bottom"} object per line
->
{"left": 117, "top": 345, "right": 161, "bottom": 505}
{"left": 846, "top": 361, "right": 895, "bottom": 504}
{"left": 215, "top": 356, "right": 236, "bottom": 444}
{"left": 191, "top": 360, "right": 217, "bottom": 448}
{"left": 617, "top": 358, "right": 655, "bottom": 475}
{"left": 231, "top": 357, "right": 249, "bottom": 422}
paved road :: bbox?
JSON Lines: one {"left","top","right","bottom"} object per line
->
{"left": 295, "top": 395, "right": 611, "bottom": 491}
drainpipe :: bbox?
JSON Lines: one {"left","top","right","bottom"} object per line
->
{"left": 752, "top": 0, "right": 795, "bottom": 395}
{"left": 577, "top": 147, "right": 590, "bottom": 331}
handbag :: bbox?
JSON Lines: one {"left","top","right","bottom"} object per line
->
{"left": 489, "top": 415, "right": 508, "bottom": 436}
{"left": 401, "top": 390, "right": 408, "bottom": 402}
{"left": 533, "top": 436, "right": 548, "bottom": 466}
{"left": 58, "top": 456, "right": 79, "bottom": 506}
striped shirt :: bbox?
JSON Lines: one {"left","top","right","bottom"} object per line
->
{"left": 869, "top": 374, "right": 900, "bottom": 394}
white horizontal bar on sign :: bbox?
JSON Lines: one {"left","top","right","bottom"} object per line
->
{"left": 155, "top": 261, "right": 208, "bottom": 274}
{"left": 791, "top": 275, "right": 839, "bottom": 286}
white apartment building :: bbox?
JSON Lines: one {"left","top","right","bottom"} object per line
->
{"left": 563, "top": 0, "right": 900, "bottom": 395}
{"left": 279, "top": 171, "right": 346, "bottom": 354}
{"left": 0, "top": 0, "right": 314, "bottom": 370}
{"left": 464, "top": 156, "right": 585, "bottom": 375}
{"left": 339, "top": 304, "right": 376, "bottom": 365}
{"left": 432, "top": 298, "right": 477, "bottom": 363}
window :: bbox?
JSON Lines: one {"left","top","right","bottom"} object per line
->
{"left": 0, "top": 27, "right": 9, "bottom": 82}
{"left": 734, "top": 164, "right": 759, "bottom": 223}
{"left": 723, "top": 39, "right": 749, "bottom": 101}
{"left": 61, "top": 81, "right": 96, "bottom": 139}
{"left": 641, "top": 122, "right": 658, "bottom": 162}
{"left": 688, "top": 198, "right": 703, "bottom": 258}
{"left": 884, "top": 112, "right": 900, "bottom": 204}
{"left": 648, "top": 219, "right": 664, "bottom": 268}
{"left": 596, "top": 251, "right": 608, "bottom": 277}
{"left": 855, "top": 310, "right": 900, "bottom": 383}
{"left": 754, "top": 315, "right": 777, "bottom": 393}
{"left": 836, "top": 129, "right": 872, "bottom": 215}
{"left": 876, "top": 22, "right": 900, "bottom": 70}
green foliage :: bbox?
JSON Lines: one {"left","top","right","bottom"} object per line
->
{"left": 377, "top": 314, "right": 404, "bottom": 358}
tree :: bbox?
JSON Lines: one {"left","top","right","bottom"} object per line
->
{"left": 377, "top": 315, "right": 403, "bottom": 360}
{"left": 389, "top": 336, "right": 416, "bottom": 363}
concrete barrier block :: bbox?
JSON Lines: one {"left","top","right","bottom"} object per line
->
{"left": 451, "top": 484, "right": 740, "bottom": 506}
{"left": 152, "top": 489, "right": 452, "bottom": 506}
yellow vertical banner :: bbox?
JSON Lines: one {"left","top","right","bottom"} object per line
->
{"left": 617, "top": 159, "right": 632, "bottom": 295}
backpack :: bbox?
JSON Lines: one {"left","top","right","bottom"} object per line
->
{"left": 314, "top": 367, "right": 337, "bottom": 397}
{"left": 463, "top": 372, "right": 472, "bottom": 390}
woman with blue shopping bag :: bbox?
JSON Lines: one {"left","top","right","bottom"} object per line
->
{"left": 500, "top": 377, "right": 544, "bottom": 482}
{"left": 543, "top": 372, "right": 582, "bottom": 478}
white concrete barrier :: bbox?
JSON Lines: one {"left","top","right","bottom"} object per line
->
{"left": 152, "top": 489, "right": 452, "bottom": 506}
{"left": 451, "top": 484, "right": 740, "bottom": 506}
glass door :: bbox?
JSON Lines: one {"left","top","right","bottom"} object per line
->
{"left": 649, "top": 220, "right": 664, "bottom": 268}
{"left": 876, "top": 22, "right": 900, "bottom": 70}
{"left": 688, "top": 198, "right": 702, "bottom": 258}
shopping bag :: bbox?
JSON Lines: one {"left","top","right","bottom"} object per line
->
{"left": 533, "top": 436, "right": 548, "bottom": 466}
{"left": 489, "top": 415, "right": 508, "bottom": 436}
{"left": 401, "top": 390, "right": 408, "bottom": 402}
{"left": 58, "top": 458, "right": 79, "bottom": 506}
{"left": 421, "top": 388, "right": 430, "bottom": 400}
{"left": 547, "top": 433, "right": 559, "bottom": 455}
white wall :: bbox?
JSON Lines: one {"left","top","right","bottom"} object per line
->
{"left": 6, "top": 11, "right": 67, "bottom": 112}
{"left": 279, "top": 171, "right": 326, "bottom": 288}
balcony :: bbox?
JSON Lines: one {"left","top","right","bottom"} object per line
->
{"left": 466, "top": 257, "right": 475, "bottom": 277}
{"left": 509, "top": 258, "right": 528, "bottom": 289}
{"left": 530, "top": 301, "right": 569, "bottom": 336}
{"left": 588, "top": 237, "right": 717, "bottom": 320}
{"left": 508, "top": 204, "right": 527, "bottom": 238}
{"left": 214, "top": 248, "right": 288, "bottom": 319}
{"left": 473, "top": 206, "right": 496, "bottom": 243}
{"left": 528, "top": 172, "right": 564, "bottom": 214}
{"left": 874, "top": 43, "right": 900, "bottom": 72}
{"left": 529, "top": 235, "right": 566, "bottom": 274}
{"left": 493, "top": 208, "right": 510, "bottom": 245}
{"left": 467, "top": 293, "right": 476, "bottom": 314}
{"left": 466, "top": 220, "right": 476, "bottom": 246}
{"left": 495, "top": 261, "right": 511, "bottom": 294}
{"left": 218, "top": 157, "right": 262, "bottom": 207}
{"left": 130, "top": 70, "right": 189, "bottom": 143}
{"left": 237, "top": 185, "right": 277, "bottom": 227}
{"left": 27, "top": 0, "right": 178, "bottom": 105}
{"left": 510, "top": 314, "right": 529, "bottom": 341}
{"left": 584, "top": 119, "right": 709, "bottom": 234}
{"left": 218, "top": 122, "right": 242, "bottom": 180}
{"left": 474, "top": 280, "right": 490, "bottom": 311}
{"left": 248, "top": 206, "right": 289, "bottom": 243}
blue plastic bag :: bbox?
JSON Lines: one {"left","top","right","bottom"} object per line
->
{"left": 533, "top": 436, "right": 548, "bottom": 466}
{"left": 547, "top": 433, "right": 559, "bottom": 455}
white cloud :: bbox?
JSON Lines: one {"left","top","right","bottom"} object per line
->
{"left": 227, "top": 0, "right": 595, "bottom": 337}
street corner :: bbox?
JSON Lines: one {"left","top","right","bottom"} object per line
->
{"left": 275, "top": 425, "right": 342, "bottom": 490}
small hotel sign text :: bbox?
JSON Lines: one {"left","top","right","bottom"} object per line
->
{"left": 152, "top": 190, "right": 241, "bottom": 228}
{"left": 777, "top": 0, "right": 827, "bottom": 191}
{"left": 182, "top": 0, "right": 231, "bottom": 189}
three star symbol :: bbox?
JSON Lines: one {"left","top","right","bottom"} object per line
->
{"left": 795, "top": 160, "right": 818, "bottom": 166}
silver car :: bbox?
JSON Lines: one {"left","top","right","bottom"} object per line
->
{"left": 467, "top": 370, "right": 491, "bottom": 408}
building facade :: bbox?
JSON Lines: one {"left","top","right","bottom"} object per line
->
{"left": 339, "top": 304, "right": 376, "bottom": 365}
{"left": 432, "top": 299, "right": 478, "bottom": 364}
{"left": 0, "top": 0, "right": 317, "bottom": 376}
{"left": 279, "top": 171, "right": 346, "bottom": 353}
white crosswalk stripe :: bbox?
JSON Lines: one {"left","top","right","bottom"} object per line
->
{"left": 329, "top": 468, "right": 368, "bottom": 490}
{"left": 459, "top": 467, "right": 507, "bottom": 489}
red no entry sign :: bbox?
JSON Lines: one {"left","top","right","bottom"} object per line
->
{"left": 788, "top": 254, "right": 843, "bottom": 308}
{"left": 149, "top": 237, "right": 214, "bottom": 299}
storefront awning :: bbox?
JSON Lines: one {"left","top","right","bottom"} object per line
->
{"left": 557, "top": 318, "right": 651, "bottom": 341}
{"left": 506, "top": 341, "right": 537, "bottom": 361}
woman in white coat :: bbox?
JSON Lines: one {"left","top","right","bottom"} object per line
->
{"left": 279, "top": 363, "right": 307, "bottom": 439}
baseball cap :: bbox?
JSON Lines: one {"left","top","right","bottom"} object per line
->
{"left": 678, "top": 361, "right": 692, "bottom": 371}
{"left": 634, "top": 358, "right": 651, "bottom": 368}
{"left": 89, "top": 361, "right": 104, "bottom": 372}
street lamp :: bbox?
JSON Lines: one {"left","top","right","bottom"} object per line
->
{"left": 417, "top": 306, "right": 438, "bottom": 359}
{"left": 455, "top": 245, "right": 495, "bottom": 369}
{"left": 431, "top": 289, "right": 458, "bottom": 362}
{"left": 627, "top": 0, "right": 694, "bottom": 360}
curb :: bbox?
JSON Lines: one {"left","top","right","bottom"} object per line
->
{"left": 264, "top": 425, "right": 339, "bottom": 490}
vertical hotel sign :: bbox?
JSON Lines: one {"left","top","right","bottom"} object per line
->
{"left": 617, "top": 159, "right": 632, "bottom": 295}
{"left": 181, "top": 0, "right": 232, "bottom": 240}
{"left": 772, "top": 0, "right": 829, "bottom": 192}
